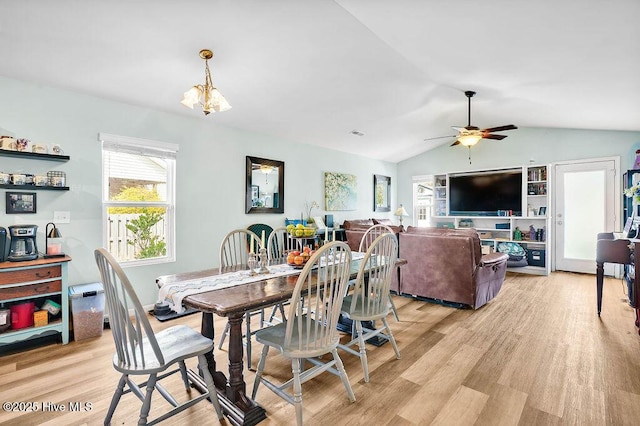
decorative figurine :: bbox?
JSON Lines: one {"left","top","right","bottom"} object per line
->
{"left": 514, "top": 227, "right": 522, "bottom": 241}
{"left": 257, "top": 247, "right": 270, "bottom": 274}
{"left": 247, "top": 251, "right": 257, "bottom": 276}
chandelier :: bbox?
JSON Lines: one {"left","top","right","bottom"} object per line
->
{"left": 181, "top": 49, "right": 231, "bottom": 115}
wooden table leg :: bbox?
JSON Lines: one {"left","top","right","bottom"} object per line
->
{"left": 227, "top": 313, "right": 247, "bottom": 400}
{"left": 197, "top": 312, "right": 266, "bottom": 425}
{"left": 200, "top": 313, "right": 227, "bottom": 388}
{"left": 596, "top": 261, "right": 604, "bottom": 316}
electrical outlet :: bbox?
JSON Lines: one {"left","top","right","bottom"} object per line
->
{"left": 53, "top": 211, "right": 70, "bottom": 223}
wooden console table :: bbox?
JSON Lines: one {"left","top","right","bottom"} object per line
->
{"left": 596, "top": 234, "right": 639, "bottom": 332}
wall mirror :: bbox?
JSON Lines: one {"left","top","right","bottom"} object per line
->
{"left": 246, "top": 156, "right": 285, "bottom": 214}
{"left": 374, "top": 174, "right": 391, "bottom": 212}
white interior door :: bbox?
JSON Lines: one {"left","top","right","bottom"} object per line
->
{"left": 554, "top": 158, "right": 618, "bottom": 274}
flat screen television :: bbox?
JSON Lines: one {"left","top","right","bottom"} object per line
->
{"left": 449, "top": 169, "right": 523, "bottom": 216}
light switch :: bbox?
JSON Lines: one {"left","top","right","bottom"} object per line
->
{"left": 53, "top": 211, "right": 70, "bottom": 223}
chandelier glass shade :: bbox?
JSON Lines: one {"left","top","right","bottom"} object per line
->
{"left": 181, "top": 49, "right": 231, "bottom": 115}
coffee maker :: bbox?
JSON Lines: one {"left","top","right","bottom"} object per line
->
{"left": 8, "top": 225, "right": 39, "bottom": 262}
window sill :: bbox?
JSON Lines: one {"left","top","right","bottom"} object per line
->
{"left": 120, "top": 255, "right": 176, "bottom": 268}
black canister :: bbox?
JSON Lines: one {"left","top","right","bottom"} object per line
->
{"left": 0, "top": 227, "right": 6, "bottom": 262}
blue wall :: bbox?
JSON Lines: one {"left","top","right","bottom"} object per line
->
{"left": 3, "top": 74, "right": 639, "bottom": 305}
{"left": 0, "top": 76, "right": 397, "bottom": 305}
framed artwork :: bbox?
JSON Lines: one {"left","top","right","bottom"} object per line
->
{"left": 324, "top": 172, "right": 357, "bottom": 211}
{"left": 538, "top": 206, "right": 547, "bottom": 216}
{"left": 6, "top": 192, "right": 37, "bottom": 214}
{"left": 374, "top": 174, "right": 391, "bottom": 212}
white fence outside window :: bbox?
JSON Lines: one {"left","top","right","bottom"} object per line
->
{"left": 107, "top": 213, "right": 166, "bottom": 261}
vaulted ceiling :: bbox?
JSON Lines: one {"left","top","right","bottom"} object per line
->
{"left": 1, "top": 1, "right": 638, "bottom": 162}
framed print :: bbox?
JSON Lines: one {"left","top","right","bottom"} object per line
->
{"left": 6, "top": 192, "right": 37, "bottom": 214}
{"left": 324, "top": 172, "right": 357, "bottom": 211}
{"left": 538, "top": 206, "right": 547, "bottom": 216}
{"left": 374, "top": 174, "right": 391, "bottom": 212}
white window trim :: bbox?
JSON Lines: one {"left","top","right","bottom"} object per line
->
{"left": 100, "top": 133, "right": 177, "bottom": 267}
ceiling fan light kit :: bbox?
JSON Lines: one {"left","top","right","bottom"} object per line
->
{"left": 181, "top": 49, "right": 231, "bottom": 115}
{"left": 457, "top": 133, "right": 482, "bottom": 147}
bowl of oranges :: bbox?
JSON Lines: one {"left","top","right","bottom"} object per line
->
{"left": 286, "top": 247, "right": 315, "bottom": 268}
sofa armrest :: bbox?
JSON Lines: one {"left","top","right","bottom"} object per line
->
{"left": 479, "top": 252, "right": 509, "bottom": 267}
{"left": 474, "top": 252, "right": 508, "bottom": 309}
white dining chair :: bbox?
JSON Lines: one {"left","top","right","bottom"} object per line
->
{"left": 217, "top": 228, "right": 264, "bottom": 370}
{"left": 219, "top": 228, "right": 262, "bottom": 268}
{"left": 267, "top": 226, "right": 296, "bottom": 261}
{"left": 338, "top": 233, "right": 401, "bottom": 382}
{"left": 94, "top": 248, "right": 223, "bottom": 425}
{"left": 251, "top": 241, "right": 356, "bottom": 426}
{"left": 358, "top": 224, "right": 400, "bottom": 321}
{"left": 265, "top": 227, "right": 297, "bottom": 324}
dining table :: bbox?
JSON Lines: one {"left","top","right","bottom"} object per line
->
{"left": 155, "top": 255, "right": 406, "bottom": 426}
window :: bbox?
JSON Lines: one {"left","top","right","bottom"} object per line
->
{"left": 412, "top": 175, "right": 434, "bottom": 227}
{"left": 100, "top": 133, "right": 177, "bottom": 266}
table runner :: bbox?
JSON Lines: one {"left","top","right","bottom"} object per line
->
{"left": 159, "top": 252, "right": 365, "bottom": 313}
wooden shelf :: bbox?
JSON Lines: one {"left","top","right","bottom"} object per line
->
{"left": 0, "top": 319, "right": 62, "bottom": 338}
{"left": 0, "top": 184, "right": 69, "bottom": 191}
{"left": 0, "top": 150, "right": 69, "bottom": 162}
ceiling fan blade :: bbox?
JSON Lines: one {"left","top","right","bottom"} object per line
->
{"left": 483, "top": 134, "right": 508, "bottom": 140}
{"left": 450, "top": 140, "right": 461, "bottom": 146}
{"left": 483, "top": 124, "right": 518, "bottom": 133}
{"left": 424, "top": 135, "right": 456, "bottom": 141}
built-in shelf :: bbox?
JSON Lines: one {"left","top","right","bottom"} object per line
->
{"left": 0, "top": 150, "right": 69, "bottom": 162}
{"left": 431, "top": 165, "right": 550, "bottom": 275}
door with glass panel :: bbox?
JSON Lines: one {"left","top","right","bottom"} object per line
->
{"left": 554, "top": 158, "right": 618, "bottom": 274}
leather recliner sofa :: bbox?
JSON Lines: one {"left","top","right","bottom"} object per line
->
{"left": 342, "top": 219, "right": 403, "bottom": 293}
{"left": 343, "top": 219, "right": 403, "bottom": 252}
{"left": 398, "top": 226, "right": 508, "bottom": 309}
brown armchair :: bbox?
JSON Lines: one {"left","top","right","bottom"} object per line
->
{"left": 398, "top": 227, "right": 508, "bottom": 309}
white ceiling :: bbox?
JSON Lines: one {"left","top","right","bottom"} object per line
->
{"left": 1, "top": 0, "right": 638, "bottom": 163}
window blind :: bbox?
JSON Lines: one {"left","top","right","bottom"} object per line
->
{"left": 99, "top": 133, "right": 178, "bottom": 159}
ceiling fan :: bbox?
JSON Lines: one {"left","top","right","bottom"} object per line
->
{"left": 424, "top": 90, "right": 517, "bottom": 162}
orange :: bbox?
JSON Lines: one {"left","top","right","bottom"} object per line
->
{"left": 294, "top": 255, "right": 304, "bottom": 265}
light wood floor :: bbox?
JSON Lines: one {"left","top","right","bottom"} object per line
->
{"left": 2, "top": 271, "right": 640, "bottom": 425}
